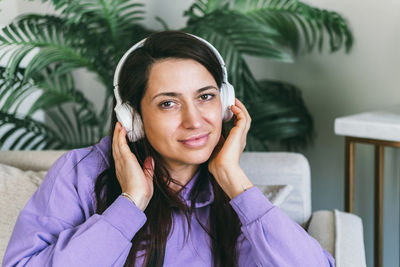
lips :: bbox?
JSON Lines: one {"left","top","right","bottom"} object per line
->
{"left": 179, "top": 133, "right": 210, "bottom": 148}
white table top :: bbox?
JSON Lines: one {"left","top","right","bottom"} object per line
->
{"left": 334, "top": 106, "right": 400, "bottom": 142}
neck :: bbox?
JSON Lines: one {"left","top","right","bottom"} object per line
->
{"left": 165, "top": 162, "right": 200, "bottom": 192}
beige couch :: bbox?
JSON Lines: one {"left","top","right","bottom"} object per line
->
{"left": 0, "top": 150, "right": 366, "bottom": 266}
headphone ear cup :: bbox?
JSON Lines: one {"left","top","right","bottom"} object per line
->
{"left": 114, "top": 103, "right": 145, "bottom": 142}
{"left": 130, "top": 108, "right": 145, "bottom": 142}
{"left": 220, "top": 82, "right": 235, "bottom": 122}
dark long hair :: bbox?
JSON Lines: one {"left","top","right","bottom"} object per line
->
{"left": 94, "top": 31, "right": 241, "bottom": 267}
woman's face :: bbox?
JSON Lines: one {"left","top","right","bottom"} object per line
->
{"left": 140, "top": 58, "right": 222, "bottom": 170}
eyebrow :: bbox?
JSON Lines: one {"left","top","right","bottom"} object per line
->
{"left": 151, "top": 86, "right": 219, "bottom": 101}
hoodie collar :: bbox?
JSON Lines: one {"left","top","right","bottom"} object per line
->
{"left": 178, "top": 168, "right": 214, "bottom": 208}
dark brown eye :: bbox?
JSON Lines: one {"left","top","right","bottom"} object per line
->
{"left": 200, "top": 94, "right": 214, "bottom": 101}
{"left": 159, "top": 101, "right": 175, "bottom": 109}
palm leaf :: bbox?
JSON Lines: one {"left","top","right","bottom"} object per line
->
{"left": 36, "top": 0, "right": 74, "bottom": 10}
{"left": 184, "top": 10, "right": 291, "bottom": 61}
{"left": 183, "top": 9, "right": 292, "bottom": 100}
{"left": 0, "top": 105, "right": 100, "bottom": 150}
{"left": 245, "top": 2, "right": 353, "bottom": 53}
{"left": 28, "top": 68, "right": 98, "bottom": 119}
{"left": 0, "top": 14, "right": 111, "bottom": 84}
{"left": 0, "top": 66, "right": 98, "bottom": 122}
{"left": 0, "top": 67, "right": 32, "bottom": 113}
{"left": 186, "top": 0, "right": 353, "bottom": 54}
{"left": 247, "top": 79, "right": 314, "bottom": 151}
{"left": 0, "top": 110, "right": 65, "bottom": 150}
{"left": 62, "top": 0, "right": 145, "bottom": 48}
{"left": 0, "top": 64, "right": 101, "bottom": 148}
{"left": 45, "top": 104, "right": 99, "bottom": 147}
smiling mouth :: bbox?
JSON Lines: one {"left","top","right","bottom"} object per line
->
{"left": 179, "top": 133, "right": 210, "bottom": 148}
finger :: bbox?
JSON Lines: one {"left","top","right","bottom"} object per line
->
{"left": 112, "top": 122, "right": 121, "bottom": 160}
{"left": 143, "top": 156, "right": 155, "bottom": 179}
{"left": 235, "top": 98, "right": 251, "bottom": 132}
{"left": 117, "top": 122, "right": 131, "bottom": 158}
{"left": 232, "top": 99, "right": 248, "bottom": 121}
{"left": 235, "top": 98, "right": 250, "bottom": 118}
{"left": 230, "top": 105, "right": 247, "bottom": 130}
{"left": 235, "top": 98, "right": 251, "bottom": 133}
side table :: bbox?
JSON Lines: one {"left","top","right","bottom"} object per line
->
{"left": 335, "top": 108, "right": 400, "bottom": 267}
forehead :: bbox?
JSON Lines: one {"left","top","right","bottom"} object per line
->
{"left": 145, "top": 58, "right": 217, "bottom": 94}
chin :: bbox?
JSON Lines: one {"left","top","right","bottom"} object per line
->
{"left": 169, "top": 145, "right": 213, "bottom": 165}
{"left": 182, "top": 150, "right": 213, "bottom": 165}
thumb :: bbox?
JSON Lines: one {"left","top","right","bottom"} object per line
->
{"left": 143, "top": 156, "right": 155, "bottom": 178}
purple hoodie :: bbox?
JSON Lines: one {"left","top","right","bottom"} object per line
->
{"left": 3, "top": 136, "right": 334, "bottom": 266}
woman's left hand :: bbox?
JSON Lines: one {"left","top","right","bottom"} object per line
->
{"left": 208, "top": 98, "right": 254, "bottom": 199}
{"left": 209, "top": 98, "right": 251, "bottom": 171}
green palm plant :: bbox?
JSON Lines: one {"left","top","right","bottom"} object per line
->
{"left": 0, "top": 0, "right": 352, "bottom": 150}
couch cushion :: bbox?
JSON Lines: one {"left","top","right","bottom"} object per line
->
{"left": 240, "top": 152, "right": 311, "bottom": 225}
{"left": 307, "top": 210, "right": 335, "bottom": 256}
{"left": 0, "top": 163, "right": 46, "bottom": 262}
{"left": 255, "top": 184, "right": 293, "bottom": 207}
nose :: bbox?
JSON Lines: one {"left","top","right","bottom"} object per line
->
{"left": 181, "top": 103, "right": 202, "bottom": 129}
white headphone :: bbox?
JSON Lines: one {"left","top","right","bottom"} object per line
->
{"left": 113, "top": 33, "right": 235, "bottom": 142}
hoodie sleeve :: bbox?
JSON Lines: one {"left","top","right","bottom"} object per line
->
{"left": 2, "top": 150, "right": 147, "bottom": 267}
{"left": 230, "top": 186, "right": 335, "bottom": 267}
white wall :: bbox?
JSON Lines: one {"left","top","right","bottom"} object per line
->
{"left": 1, "top": 0, "right": 399, "bottom": 266}
{"left": 0, "top": 0, "right": 18, "bottom": 25}
{"left": 0, "top": 0, "right": 56, "bottom": 25}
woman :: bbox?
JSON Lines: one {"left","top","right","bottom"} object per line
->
{"left": 3, "top": 31, "right": 334, "bottom": 266}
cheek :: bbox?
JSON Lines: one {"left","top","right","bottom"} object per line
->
{"left": 203, "top": 106, "right": 223, "bottom": 147}
{"left": 208, "top": 112, "right": 222, "bottom": 132}
{"left": 206, "top": 102, "right": 223, "bottom": 128}
{"left": 143, "top": 113, "right": 178, "bottom": 143}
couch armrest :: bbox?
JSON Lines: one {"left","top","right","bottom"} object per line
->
{"left": 307, "top": 210, "right": 366, "bottom": 267}
{"left": 0, "top": 151, "right": 66, "bottom": 171}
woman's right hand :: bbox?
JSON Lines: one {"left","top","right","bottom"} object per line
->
{"left": 112, "top": 122, "right": 155, "bottom": 211}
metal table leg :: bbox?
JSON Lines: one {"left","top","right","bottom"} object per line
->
{"left": 345, "top": 137, "right": 355, "bottom": 213}
{"left": 374, "top": 145, "right": 384, "bottom": 267}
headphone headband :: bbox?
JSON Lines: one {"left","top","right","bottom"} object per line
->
{"left": 113, "top": 38, "right": 146, "bottom": 88}
{"left": 113, "top": 33, "right": 230, "bottom": 90}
